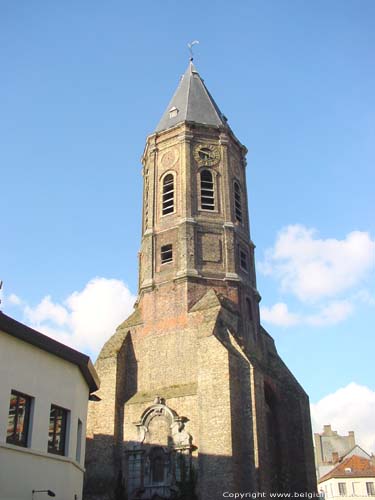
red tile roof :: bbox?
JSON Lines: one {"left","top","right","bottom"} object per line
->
{"left": 319, "top": 455, "right": 375, "bottom": 482}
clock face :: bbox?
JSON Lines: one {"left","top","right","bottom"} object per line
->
{"left": 193, "top": 144, "right": 220, "bottom": 166}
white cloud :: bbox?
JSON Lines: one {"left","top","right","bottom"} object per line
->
{"left": 260, "top": 302, "right": 300, "bottom": 326}
{"left": 65, "top": 278, "right": 135, "bottom": 353}
{"left": 260, "top": 299, "right": 353, "bottom": 327}
{"left": 260, "top": 225, "right": 375, "bottom": 303}
{"left": 8, "top": 293, "right": 22, "bottom": 305}
{"left": 13, "top": 277, "right": 136, "bottom": 357}
{"left": 355, "top": 289, "right": 375, "bottom": 306}
{"left": 25, "top": 296, "right": 69, "bottom": 326}
{"left": 306, "top": 300, "right": 354, "bottom": 326}
{"left": 311, "top": 383, "right": 375, "bottom": 454}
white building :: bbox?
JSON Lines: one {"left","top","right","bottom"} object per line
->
{"left": 319, "top": 454, "right": 375, "bottom": 500}
{"left": 315, "top": 425, "right": 356, "bottom": 479}
{"left": 0, "top": 312, "right": 100, "bottom": 500}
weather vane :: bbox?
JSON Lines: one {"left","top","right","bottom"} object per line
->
{"left": 188, "top": 40, "right": 199, "bottom": 61}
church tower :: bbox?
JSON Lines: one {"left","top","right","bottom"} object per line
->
{"left": 84, "top": 62, "right": 316, "bottom": 500}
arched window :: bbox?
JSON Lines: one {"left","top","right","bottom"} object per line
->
{"left": 234, "top": 182, "right": 242, "bottom": 223}
{"left": 200, "top": 170, "right": 215, "bottom": 210}
{"left": 162, "top": 174, "right": 174, "bottom": 215}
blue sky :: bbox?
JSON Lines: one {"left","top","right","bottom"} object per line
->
{"left": 1, "top": 1, "right": 374, "bottom": 449}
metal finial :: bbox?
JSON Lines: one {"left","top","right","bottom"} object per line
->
{"left": 187, "top": 40, "right": 199, "bottom": 61}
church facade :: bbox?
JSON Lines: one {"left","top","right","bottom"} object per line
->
{"left": 84, "top": 62, "right": 316, "bottom": 500}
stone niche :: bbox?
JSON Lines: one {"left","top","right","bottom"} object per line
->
{"left": 125, "top": 397, "right": 193, "bottom": 500}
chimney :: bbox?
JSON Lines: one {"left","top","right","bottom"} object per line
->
{"left": 332, "top": 452, "right": 339, "bottom": 464}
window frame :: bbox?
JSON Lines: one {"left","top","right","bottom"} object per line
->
{"left": 233, "top": 181, "right": 243, "bottom": 223}
{"left": 366, "top": 482, "right": 375, "bottom": 496}
{"left": 239, "top": 248, "right": 249, "bottom": 273}
{"left": 338, "top": 482, "right": 347, "bottom": 496}
{"left": 48, "top": 404, "right": 68, "bottom": 456}
{"left": 150, "top": 446, "right": 166, "bottom": 484}
{"left": 199, "top": 169, "right": 217, "bottom": 212}
{"left": 161, "top": 172, "right": 176, "bottom": 217}
{"left": 6, "top": 390, "right": 32, "bottom": 448}
{"left": 246, "top": 297, "right": 253, "bottom": 322}
{"left": 76, "top": 418, "right": 83, "bottom": 463}
{"left": 161, "top": 244, "right": 173, "bottom": 264}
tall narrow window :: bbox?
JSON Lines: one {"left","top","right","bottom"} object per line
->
{"left": 144, "top": 167, "right": 149, "bottom": 230}
{"left": 239, "top": 249, "right": 249, "bottom": 272}
{"left": 234, "top": 182, "right": 242, "bottom": 223}
{"left": 338, "top": 483, "right": 347, "bottom": 496}
{"left": 366, "top": 483, "right": 375, "bottom": 496}
{"left": 161, "top": 244, "right": 173, "bottom": 264}
{"left": 7, "top": 390, "right": 32, "bottom": 447}
{"left": 76, "top": 419, "right": 83, "bottom": 462}
{"left": 162, "top": 174, "right": 174, "bottom": 215}
{"left": 48, "top": 404, "right": 68, "bottom": 455}
{"left": 246, "top": 298, "right": 253, "bottom": 322}
{"left": 200, "top": 170, "right": 215, "bottom": 210}
{"left": 150, "top": 447, "right": 165, "bottom": 483}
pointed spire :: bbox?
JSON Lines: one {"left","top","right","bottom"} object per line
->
{"left": 155, "top": 62, "right": 228, "bottom": 133}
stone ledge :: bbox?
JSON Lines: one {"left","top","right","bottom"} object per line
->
{"left": 126, "top": 382, "right": 197, "bottom": 405}
{"left": 0, "top": 441, "right": 85, "bottom": 473}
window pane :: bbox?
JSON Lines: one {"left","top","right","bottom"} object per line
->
{"left": 7, "top": 391, "right": 31, "bottom": 447}
{"left": 7, "top": 394, "right": 17, "bottom": 437}
{"left": 161, "top": 244, "right": 173, "bottom": 264}
{"left": 162, "top": 175, "right": 175, "bottom": 215}
{"left": 15, "top": 396, "right": 27, "bottom": 441}
{"left": 76, "top": 419, "right": 83, "bottom": 462}
{"left": 48, "top": 405, "right": 67, "bottom": 455}
{"left": 338, "top": 483, "right": 347, "bottom": 496}
{"left": 48, "top": 406, "right": 56, "bottom": 447}
{"left": 234, "top": 182, "right": 242, "bottom": 222}
{"left": 240, "top": 250, "right": 248, "bottom": 271}
{"left": 200, "top": 170, "right": 215, "bottom": 210}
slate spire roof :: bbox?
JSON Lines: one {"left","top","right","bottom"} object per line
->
{"left": 155, "top": 61, "right": 228, "bottom": 133}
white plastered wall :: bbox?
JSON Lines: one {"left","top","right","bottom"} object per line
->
{"left": 320, "top": 476, "right": 375, "bottom": 499}
{"left": 0, "top": 330, "right": 90, "bottom": 500}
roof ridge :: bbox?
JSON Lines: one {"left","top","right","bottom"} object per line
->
{"left": 199, "top": 74, "right": 225, "bottom": 124}
{"left": 185, "top": 62, "right": 192, "bottom": 118}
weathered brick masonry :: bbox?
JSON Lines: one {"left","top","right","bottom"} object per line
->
{"left": 84, "top": 62, "right": 316, "bottom": 500}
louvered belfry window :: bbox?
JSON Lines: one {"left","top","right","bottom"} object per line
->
{"left": 234, "top": 182, "right": 242, "bottom": 223}
{"left": 162, "top": 174, "right": 174, "bottom": 215}
{"left": 161, "top": 244, "right": 173, "bottom": 264}
{"left": 200, "top": 170, "right": 215, "bottom": 210}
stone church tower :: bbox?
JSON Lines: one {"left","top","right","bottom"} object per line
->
{"left": 84, "top": 62, "right": 316, "bottom": 500}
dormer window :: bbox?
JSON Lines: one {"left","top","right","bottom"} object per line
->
{"left": 169, "top": 106, "right": 178, "bottom": 119}
{"left": 162, "top": 174, "right": 174, "bottom": 215}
